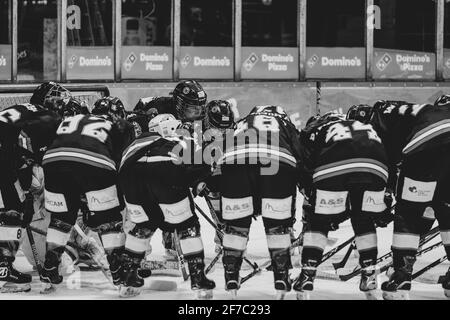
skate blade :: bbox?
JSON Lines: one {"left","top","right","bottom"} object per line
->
{"left": 119, "top": 286, "right": 142, "bottom": 298}
{"left": 296, "top": 291, "right": 311, "bottom": 300}
{"left": 363, "top": 290, "right": 379, "bottom": 300}
{"left": 228, "top": 289, "right": 238, "bottom": 300}
{"left": 276, "top": 290, "right": 288, "bottom": 300}
{"left": 40, "top": 283, "right": 57, "bottom": 295}
{"left": 382, "top": 290, "right": 410, "bottom": 300}
{"left": 0, "top": 282, "right": 31, "bottom": 294}
{"left": 196, "top": 289, "right": 213, "bottom": 300}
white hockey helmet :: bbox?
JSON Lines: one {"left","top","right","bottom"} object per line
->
{"left": 148, "top": 114, "right": 181, "bottom": 137}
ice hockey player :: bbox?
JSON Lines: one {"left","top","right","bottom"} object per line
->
{"left": 40, "top": 96, "right": 135, "bottom": 293}
{"left": 362, "top": 100, "right": 450, "bottom": 300}
{"left": 294, "top": 111, "right": 390, "bottom": 300}
{"left": 216, "top": 105, "right": 304, "bottom": 300}
{"left": 118, "top": 113, "right": 215, "bottom": 299}
{"left": 200, "top": 100, "right": 236, "bottom": 253}
{"left": 133, "top": 80, "right": 208, "bottom": 258}
{"left": 0, "top": 99, "right": 62, "bottom": 293}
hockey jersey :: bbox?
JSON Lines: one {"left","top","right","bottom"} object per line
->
{"left": 43, "top": 114, "right": 135, "bottom": 171}
{"left": 0, "top": 104, "right": 61, "bottom": 174}
{"left": 119, "top": 132, "right": 211, "bottom": 187}
{"left": 370, "top": 101, "right": 450, "bottom": 165}
{"left": 134, "top": 96, "right": 177, "bottom": 118}
{"left": 218, "top": 106, "right": 304, "bottom": 169}
{"left": 300, "top": 117, "right": 389, "bottom": 186}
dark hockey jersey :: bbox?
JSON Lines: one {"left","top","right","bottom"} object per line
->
{"left": 370, "top": 101, "right": 450, "bottom": 164}
{"left": 134, "top": 96, "right": 177, "bottom": 118}
{"left": 300, "top": 118, "right": 389, "bottom": 186}
{"left": 0, "top": 104, "right": 61, "bottom": 173}
{"left": 43, "top": 115, "right": 135, "bottom": 171}
{"left": 119, "top": 132, "right": 211, "bottom": 187}
{"left": 218, "top": 106, "right": 304, "bottom": 169}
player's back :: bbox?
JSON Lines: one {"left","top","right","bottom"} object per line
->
{"left": 220, "top": 106, "right": 301, "bottom": 168}
{"left": 44, "top": 114, "right": 118, "bottom": 171}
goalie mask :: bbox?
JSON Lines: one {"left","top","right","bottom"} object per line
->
{"left": 148, "top": 114, "right": 182, "bottom": 138}
{"left": 30, "top": 82, "right": 72, "bottom": 111}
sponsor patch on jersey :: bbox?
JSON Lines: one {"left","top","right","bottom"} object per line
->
{"left": 126, "top": 203, "right": 149, "bottom": 224}
{"left": 315, "top": 190, "right": 348, "bottom": 215}
{"left": 262, "top": 197, "right": 292, "bottom": 220}
{"left": 401, "top": 178, "right": 436, "bottom": 203}
{"left": 160, "top": 198, "right": 193, "bottom": 225}
{"left": 362, "top": 190, "right": 387, "bottom": 213}
{"left": 44, "top": 190, "right": 68, "bottom": 213}
{"left": 222, "top": 197, "right": 254, "bottom": 220}
{"left": 86, "top": 186, "right": 120, "bottom": 212}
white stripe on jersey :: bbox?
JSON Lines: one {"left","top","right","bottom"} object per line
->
{"left": 219, "top": 147, "right": 297, "bottom": 166}
{"left": 313, "top": 162, "right": 388, "bottom": 182}
{"left": 403, "top": 120, "right": 450, "bottom": 154}
{"left": 43, "top": 151, "right": 116, "bottom": 170}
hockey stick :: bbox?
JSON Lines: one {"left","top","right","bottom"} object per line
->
{"left": 205, "top": 247, "right": 223, "bottom": 275}
{"left": 26, "top": 226, "right": 44, "bottom": 277}
{"left": 73, "top": 224, "right": 115, "bottom": 286}
{"left": 173, "top": 229, "right": 190, "bottom": 281}
{"left": 338, "top": 227, "right": 441, "bottom": 281}
{"left": 332, "top": 241, "right": 356, "bottom": 270}
{"left": 412, "top": 255, "right": 447, "bottom": 281}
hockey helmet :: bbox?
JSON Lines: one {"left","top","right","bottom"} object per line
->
{"left": 204, "top": 100, "right": 236, "bottom": 132}
{"left": 60, "top": 97, "right": 90, "bottom": 119}
{"left": 171, "top": 80, "right": 207, "bottom": 121}
{"left": 92, "top": 96, "right": 126, "bottom": 121}
{"left": 30, "top": 82, "right": 72, "bottom": 110}
{"left": 148, "top": 114, "right": 182, "bottom": 138}
{"left": 435, "top": 94, "right": 450, "bottom": 107}
{"left": 346, "top": 104, "right": 374, "bottom": 124}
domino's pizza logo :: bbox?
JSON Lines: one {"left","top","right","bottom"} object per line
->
{"left": 243, "top": 53, "right": 259, "bottom": 71}
{"left": 124, "top": 52, "right": 137, "bottom": 72}
{"left": 68, "top": 55, "right": 78, "bottom": 69}
{"left": 307, "top": 54, "right": 319, "bottom": 68}
{"left": 376, "top": 53, "right": 392, "bottom": 71}
{"left": 181, "top": 55, "right": 191, "bottom": 68}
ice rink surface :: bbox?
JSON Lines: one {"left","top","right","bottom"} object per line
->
{"left": 1, "top": 196, "right": 448, "bottom": 300}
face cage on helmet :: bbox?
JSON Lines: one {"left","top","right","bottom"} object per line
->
{"left": 176, "top": 99, "right": 206, "bottom": 121}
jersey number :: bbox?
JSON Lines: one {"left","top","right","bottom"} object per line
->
{"left": 0, "top": 109, "right": 21, "bottom": 124}
{"left": 57, "top": 115, "right": 112, "bottom": 143}
{"left": 325, "top": 122, "right": 381, "bottom": 143}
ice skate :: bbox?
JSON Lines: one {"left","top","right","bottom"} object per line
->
{"left": 293, "top": 265, "right": 316, "bottom": 300}
{"left": 39, "top": 264, "right": 63, "bottom": 295}
{"left": 381, "top": 256, "right": 415, "bottom": 300}
{"left": 189, "top": 257, "right": 216, "bottom": 300}
{"left": 441, "top": 268, "right": 450, "bottom": 299}
{"left": 360, "top": 265, "right": 379, "bottom": 300}
{"left": 120, "top": 254, "right": 145, "bottom": 299}
{"left": 223, "top": 251, "right": 242, "bottom": 299}
{"left": 0, "top": 259, "right": 32, "bottom": 293}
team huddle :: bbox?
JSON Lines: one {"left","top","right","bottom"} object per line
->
{"left": 0, "top": 80, "right": 449, "bottom": 300}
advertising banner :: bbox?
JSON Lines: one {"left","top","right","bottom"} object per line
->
{"left": 179, "top": 47, "right": 234, "bottom": 79}
{"left": 0, "top": 45, "right": 11, "bottom": 81}
{"left": 67, "top": 47, "right": 114, "bottom": 80}
{"left": 122, "top": 46, "right": 172, "bottom": 79}
{"left": 373, "top": 48, "right": 435, "bottom": 80}
{"left": 306, "top": 47, "right": 366, "bottom": 79}
{"left": 241, "top": 47, "right": 298, "bottom": 79}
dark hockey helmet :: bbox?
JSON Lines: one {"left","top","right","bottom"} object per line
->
{"left": 92, "top": 96, "right": 126, "bottom": 121}
{"left": 30, "top": 82, "right": 72, "bottom": 111}
{"left": 346, "top": 104, "right": 374, "bottom": 124}
{"left": 435, "top": 94, "right": 450, "bottom": 107}
{"left": 204, "top": 100, "right": 236, "bottom": 132}
{"left": 60, "top": 97, "right": 90, "bottom": 119}
{"left": 171, "top": 80, "right": 207, "bottom": 121}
